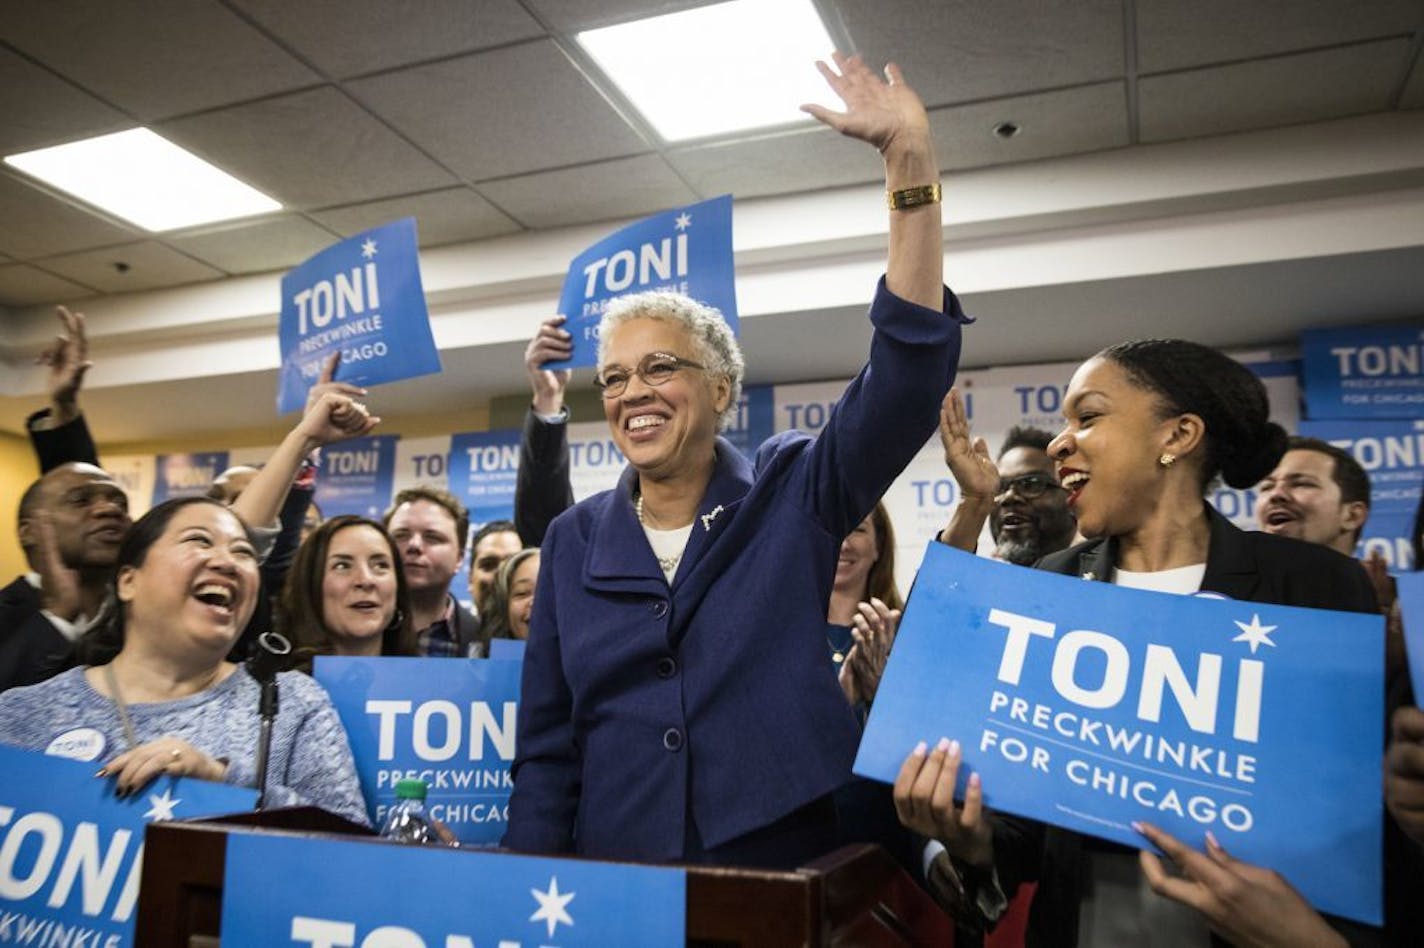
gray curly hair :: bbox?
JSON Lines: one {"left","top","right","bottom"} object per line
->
{"left": 596, "top": 292, "right": 745, "bottom": 431}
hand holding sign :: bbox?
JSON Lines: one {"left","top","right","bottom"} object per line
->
{"left": 1386, "top": 705, "right": 1424, "bottom": 848}
{"left": 1137, "top": 823, "right": 1346, "bottom": 948}
{"left": 298, "top": 391, "right": 379, "bottom": 449}
{"left": 99, "top": 735, "right": 229, "bottom": 796}
{"left": 526, "top": 315, "right": 573, "bottom": 414}
{"left": 307, "top": 351, "right": 368, "bottom": 413}
{"left": 893, "top": 738, "right": 994, "bottom": 869}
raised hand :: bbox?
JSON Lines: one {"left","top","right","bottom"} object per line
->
{"left": 525, "top": 316, "right": 573, "bottom": 415}
{"left": 305, "top": 352, "right": 367, "bottom": 415}
{"left": 36, "top": 305, "right": 93, "bottom": 424}
{"left": 801, "top": 52, "right": 931, "bottom": 156}
{"left": 940, "top": 388, "right": 998, "bottom": 501}
{"left": 1137, "top": 823, "right": 1345, "bottom": 948}
{"left": 894, "top": 738, "right": 994, "bottom": 868}
{"left": 297, "top": 392, "right": 379, "bottom": 448}
{"left": 30, "top": 510, "right": 83, "bottom": 621}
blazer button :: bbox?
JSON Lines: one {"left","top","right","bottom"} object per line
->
{"left": 662, "top": 728, "right": 683, "bottom": 751}
{"left": 656, "top": 657, "right": 677, "bottom": 679}
{"left": 651, "top": 600, "right": 669, "bottom": 619}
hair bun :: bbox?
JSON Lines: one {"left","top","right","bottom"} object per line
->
{"left": 1221, "top": 421, "right": 1289, "bottom": 489}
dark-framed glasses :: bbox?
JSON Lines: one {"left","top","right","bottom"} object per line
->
{"left": 595, "top": 351, "right": 705, "bottom": 399}
{"left": 995, "top": 472, "right": 1064, "bottom": 500}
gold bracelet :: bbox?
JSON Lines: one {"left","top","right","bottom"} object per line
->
{"left": 886, "top": 182, "right": 941, "bottom": 211}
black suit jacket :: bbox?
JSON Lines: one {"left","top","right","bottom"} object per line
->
{"left": 996, "top": 508, "right": 1381, "bottom": 947}
{"left": 0, "top": 576, "right": 77, "bottom": 693}
{"left": 513, "top": 407, "right": 574, "bottom": 548}
{"left": 26, "top": 409, "right": 98, "bottom": 472}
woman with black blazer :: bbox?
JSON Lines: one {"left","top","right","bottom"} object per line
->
{"left": 896, "top": 340, "right": 1379, "bottom": 947}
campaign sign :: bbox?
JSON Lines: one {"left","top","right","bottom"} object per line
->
{"left": 314, "top": 435, "right": 398, "bottom": 519}
{"left": 722, "top": 383, "right": 775, "bottom": 457}
{"left": 277, "top": 217, "right": 441, "bottom": 413}
{"left": 551, "top": 194, "right": 737, "bottom": 369}
{"left": 1302, "top": 324, "right": 1424, "bottom": 419}
{"left": 313, "top": 657, "right": 521, "bottom": 845}
{"left": 1299, "top": 418, "right": 1424, "bottom": 570}
{"left": 489, "top": 638, "right": 526, "bottom": 661}
{"left": 151, "top": 451, "right": 229, "bottom": 505}
{"left": 0, "top": 745, "right": 255, "bottom": 947}
{"left": 1398, "top": 571, "right": 1424, "bottom": 702}
{"left": 856, "top": 544, "right": 1384, "bottom": 924}
{"left": 448, "top": 429, "right": 521, "bottom": 524}
{"left": 221, "top": 833, "right": 685, "bottom": 947}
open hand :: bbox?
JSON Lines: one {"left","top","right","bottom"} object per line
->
{"left": 36, "top": 305, "right": 92, "bottom": 423}
{"left": 801, "top": 52, "right": 931, "bottom": 155}
{"left": 940, "top": 388, "right": 998, "bottom": 501}
{"left": 29, "top": 510, "right": 84, "bottom": 621}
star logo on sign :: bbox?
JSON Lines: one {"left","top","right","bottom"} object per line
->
{"left": 360, "top": 238, "right": 378, "bottom": 259}
{"left": 143, "top": 788, "right": 181, "bottom": 821}
{"left": 530, "top": 875, "right": 575, "bottom": 938}
{"left": 673, "top": 212, "right": 692, "bottom": 231}
{"left": 1232, "top": 614, "right": 1278, "bottom": 655}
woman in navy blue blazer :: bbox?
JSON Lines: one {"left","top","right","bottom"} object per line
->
{"left": 503, "top": 53, "right": 972, "bottom": 868}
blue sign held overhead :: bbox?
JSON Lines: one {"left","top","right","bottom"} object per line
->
{"left": 856, "top": 544, "right": 1384, "bottom": 925}
{"left": 313, "top": 656, "right": 522, "bottom": 845}
{"left": 278, "top": 217, "right": 441, "bottom": 414}
{"left": 551, "top": 194, "right": 738, "bottom": 369}
{"left": 222, "top": 833, "right": 685, "bottom": 947}
{"left": 1301, "top": 324, "right": 1424, "bottom": 419}
{"left": 0, "top": 745, "right": 255, "bottom": 948}
{"left": 152, "top": 451, "right": 229, "bottom": 505}
{"left": 314, "top": 435, "right": 398, "bottom": 520}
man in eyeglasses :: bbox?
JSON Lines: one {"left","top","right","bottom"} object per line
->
{"left": 936, "top": 390, "right": 1077, "bottom": 566}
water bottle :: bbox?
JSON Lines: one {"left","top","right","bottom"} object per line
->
{"left": 380, "top": 779, "right": 435, "bottom": 845}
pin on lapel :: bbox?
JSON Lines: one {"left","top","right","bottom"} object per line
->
{"left": 701, "top": 505, "right": 724, "bottom": 531}
{"left": 1082, "top": 571, "right": 1096, "bottom": 581}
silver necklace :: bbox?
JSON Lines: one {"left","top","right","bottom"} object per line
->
{"left": 635, "top": 494, "right": 683, "bottom": 574}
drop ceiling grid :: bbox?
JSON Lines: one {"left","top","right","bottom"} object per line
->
{"left": 0, "top": 0, "right": 1419, "bottom": 307}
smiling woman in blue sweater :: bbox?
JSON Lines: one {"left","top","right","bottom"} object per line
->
{"left": 503, "top": 53, "right": 970, "bottom": 868}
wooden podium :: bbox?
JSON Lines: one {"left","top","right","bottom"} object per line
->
{"left": 136, "top": 807, "right": 955, "bottom": 946}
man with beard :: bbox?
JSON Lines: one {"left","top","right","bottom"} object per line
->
{"left": 936, "top": 389, "right": 1077, "bottom": 565}
{"left": 2, "top": 463, "right": 131, "bottom": 691}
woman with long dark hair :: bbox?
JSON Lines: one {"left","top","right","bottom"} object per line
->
{"left": 0, "top": 497, "right": 367, "bottom": 823}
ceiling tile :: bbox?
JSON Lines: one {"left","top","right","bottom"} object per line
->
{"left": 231, "top": 0, "right": 546, "bottom": 78}
{"left": 165, "top": 216, "right": 338, "bottom": 274}
{"left": 1137, "top": 0, "right": 1421, "bottom": 74}
{"left": 310, "top": 188, "right": 521, "bottom": 244}
{"left": 522, "top": 0, "right": 713, "bottom": 32}
{"left": 348, "top": 40, "right": 649, "bottom": 180}
{"left": 159, "top": 87, "right": 457, "bottom": 209}
{"left": 1, "top": 0, "right": 320, "bottom": 121}
{"left": 0, "top": 264, "right": 94, "bottom": 307}
{"left": 1139, "top": 40, "right": 1407, "bottom": 143}
{"left": 932, "top": 82, "right": 1129, "bottom": 171}
{"left": 0, "top": 47, "right": 132, "bottom": 155}
{"left": 33, "top": 241, "right": 224, "bottom": 293}
{"left": 667, "top": 125, "right": 881, "bottom": 199}
{"left": 1403, "top": 51, "right": 1424, "bottom": 110}
{"left": 0, "top": 173, "right": 136, "bottom": 258}
{"left": 840, "top": 0, "right": 1123, "bottom": 108}
{"left": 478, "top": 154, "right": 697, "bottom": 228}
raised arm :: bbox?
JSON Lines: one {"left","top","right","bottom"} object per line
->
{"left": 515, "top": 317, "right": 576, "bottom": 546}
{"left": 937, "top": 389, "right": 999, "bottom": 553}
{"left": 28, "top": 305, "right": 99, "bottom": 470}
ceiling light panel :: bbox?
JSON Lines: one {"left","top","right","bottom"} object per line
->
{"left": 577, "top": 0, "right": 838, "bottom": 143}
{"left": 5, "top": 128, "right": 281, "bottom": 231}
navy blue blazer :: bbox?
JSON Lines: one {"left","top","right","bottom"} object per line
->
{"left": 504, "top": 278, "right": 971, "bottom": 862}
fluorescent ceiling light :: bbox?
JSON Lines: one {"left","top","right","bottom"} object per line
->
{"left": 578, "top": 0, "right": 837, "bottom": 142}
{"left": 5, "top": 128, "right": 281, "bottom": 231}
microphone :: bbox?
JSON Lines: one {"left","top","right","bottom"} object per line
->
{"left": 248, "top": 631, "right": 291, "bottom": 810}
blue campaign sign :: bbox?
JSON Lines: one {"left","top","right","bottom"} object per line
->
{"left": 1301, "top": 324, "right": 1424, "bottom": 419}
{"left": 151, "top": 451, "right": 229, "bottom": 504}
{"left": 489, "top": 638, "right": 526, "bottom": 661}
{"left": 448, "top": 429, "right": 521, "bottom": 524}
{"left": 313, "top": 656, "right": 521, "bottom": 845}
{"left": 314, "top": 435, "right": 398, "bottom": 519}
{"left": 1399, "top": 571, "right": 1424, "bottom": 702}
{"left": 857, "top": 544, "right": 1385, "bottom": 925}
{"left": 0, "top": 745, "right": 255, "bottom": 947}
{"left": 277, "top": 217, "right": 441, "bottom": 414}
{"left": 1299, "top": 418, "right": 1424, "bottom": 570}
{"left": 722, "top": 383, "right": 775, "bottom": 457}
{"left": 551, "top": 194, "right": 737, "bottom": 369}
{"left": 222, "top": 833, "right": 685, "bottom": 947}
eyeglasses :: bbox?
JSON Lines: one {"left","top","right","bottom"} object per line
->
{"left": 595, "top": 351, "right": 705, "bottom": 399}
{"left": 995, "top": 473, "right": 1065, "bottom": 500}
